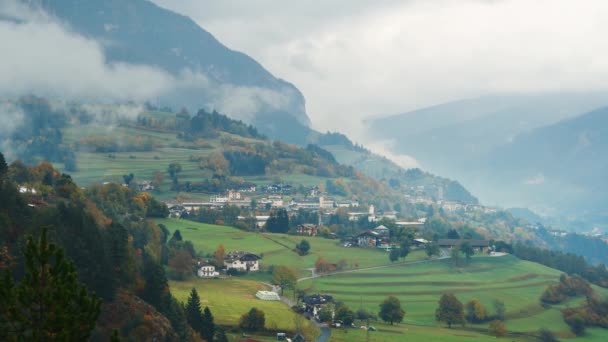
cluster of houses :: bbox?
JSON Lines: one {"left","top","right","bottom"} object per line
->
{"left": 196, "top": 251, "right": 261, "bottom": 279}
{"left": 352, "top": 224, "right": 491, "bottom": 253}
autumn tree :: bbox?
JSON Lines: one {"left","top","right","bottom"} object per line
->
{"left": 272, "top": 265, "right": 298, "bottom": 295}
{"left": 489, "top": 320, "right": 507, "bottom": 337}
{"left": 379, "top": 296, "right": 405, "bottom": 325}
{"left": 465, "top": 298, "right": 488, "bottom": 323}
{"left": 436, "top": 294, "right": 465, "bottom": 328}
{"left": 315, "top": 256, "right": 330, "bottom": 273}
{"left": 168, "top": 250, "right": 194, "bottom": 280}
{"left": 239, "top": 307, "right": 265, "bottom": 331}
{"left": 335, "top": 305, "right": 355, "bottom": 326}
{"left": 0, "top": 228, "right": 101, "bottom": 341}
{"left": 185, "top": 288, "right": 204, "bottom": 336}
{"left": 214, "top": 244, "right": 225, "bottom": 267}
{"left": 152, "top": 171, "right": 164, "bottom": 189}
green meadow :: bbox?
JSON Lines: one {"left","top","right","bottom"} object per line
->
{"left": 169, "top": 277, "right": 314, "bottom": 333}
{"left": 155, "top": 218, "right": 425, "bottom": 279}
{"left": 60, "top": 124, "right": 329, "bottom": 195}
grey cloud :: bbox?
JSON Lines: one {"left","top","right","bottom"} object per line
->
{"left": 151, "top": 0, "right": 608, "bottom": 143}
{"left": 0, "top": 0, "right": 296, "bottom": 125}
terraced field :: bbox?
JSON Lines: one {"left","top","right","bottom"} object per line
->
{"left": 60, "top": 124, "right": 330, "bottom": 199}
{"left": 301, "top": 255, "right": 608, "bottom": 340}
{"left": 156, "top": 218, "right": 426, "bottom": 279}
{"left": 157, "top": 219, "right": 608, "bottom": 341}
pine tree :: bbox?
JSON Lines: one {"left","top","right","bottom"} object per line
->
{"left": 142, "top": 255, "right": 168, "bottom": 309}
{"left": 0, "top": 152, "right": 7, "bottom": 178}
{"left": 0, "top": 228, "right": 102, "bottom": 340}
{"left": 185, "top": 288, "right": 204, "bottom": 335}
{"left": 215, "top": 327, "right": 229, "bottom": 342}
{"left": 201, "top": 306, "right": 215, "bottom": 342}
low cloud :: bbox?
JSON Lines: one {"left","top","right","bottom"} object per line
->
{"left": 153, "top": 0, "right": 608, "bottom": 141}
{"left": 364, "top": 139, "right": 421, "bottom": 169}
{"left": 0, "top": 1, "right": 296, "bottom": 125}
{"left": 0, "top": 102, "right": 24, "bottom": 160}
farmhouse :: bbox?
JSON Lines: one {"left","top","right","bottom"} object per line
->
{"left": 224, "top": 251, "right": 261, "bottom": 272}
{"left": 373, "top": 225, "right": 390, "bottom": 237}
{"left": 356, "top": 230, "right": 382, "bottom": 248}
{"left": 197, "top": 263, "right": 219, "bottom": 278}
{"left": 303, "top": 294, "right": 334, "bottom": 318}
{"left": 412, "top": 238, "right": 429, "bottom": 247}
{"left": 297, "top": 224, "right": 318, "bottom": 236}
{"left": 437, "top": 239, "right": 490, "bottom": 252}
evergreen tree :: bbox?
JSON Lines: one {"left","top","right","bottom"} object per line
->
{"left": 389, "top": 249, "right": 400, "bottom": 263}
{"left": 0, "top": 152, "right": 7, "bottom": 178}
{"left": 399, "top": 240, "right": 411, "bottom": 259}
{"left": 185, "top": 288, "right": 204, "bottom": 335}
{"left": 0, "top": 228, "right": 101, "bottom": 340}
{"left": 142, "top": 255, "right": 168, "bottom": 309}
{"left": 163, "top": 295, "right": 189, "bottom": 341}
{"left": 215, "top": 327, "right": 229, "bottom": 342}
{"left": 201, "top": 306, "right": 215, "bottom": 342}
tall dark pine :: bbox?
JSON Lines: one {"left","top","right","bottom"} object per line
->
{"left": 142, "top": 256, "right": 168, "bottom": 310}
{"left": 0, "top": 152, "right": 7, "bottom": 177}
{"left": 201, "top": 306, "right": 215, "bottom": 342}
{"left": 0, "top": 228, "right": 102, "bottom": 340}
{"left": 185, "top": 288, "right": 204, "bottom": 336}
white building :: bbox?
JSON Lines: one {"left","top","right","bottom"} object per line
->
{"left": 224, "top": 251, "right": 261, "bottom": 272}
{"left": 197, "top": 265, "right": 219, "bottom": 278}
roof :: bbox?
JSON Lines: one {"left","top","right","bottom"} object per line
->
{"left": 437, "top": 239, "right": 490, "bottom": 247}
{"left": 303, "top": 294, "right": 333, "bottom": 305}
{"left": 225, "top": 251, "right": 261, "bottom": 262}
{"left": 357, "top": 230, "right": 380, "bottom": 238}
{"left": 374, "top": 225, "right": 389, "bottom": 231}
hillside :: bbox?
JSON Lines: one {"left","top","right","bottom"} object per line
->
{"left": 474, "top": 107, "right": 608, "bottom": 226}
{"left": 158, "top": 218, "right": 608, "bottom": 341}
{"left": 20, "top": 0, "right": 310, "bottom": 135}
{"left": 366, "top": 93, "right": 608, "bottom": 227}
{"left": 367, "top": 93, "right": 608, "bottom": 176}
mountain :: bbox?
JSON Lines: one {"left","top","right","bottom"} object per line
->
{"left": 474, "top": 107, "right": 608, "bottom": 225}
{"left": 367, "top": 92, "right": 608, "bottom": 177}
{"left": 25, "top": 0, "right": 310, "bottom": 132}
{"left": 366, "top": 92, "right": 608, "bottom": 227}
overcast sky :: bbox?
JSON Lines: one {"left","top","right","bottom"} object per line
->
{"left": 152, "top": 0, "right": 608, "bottom": 138}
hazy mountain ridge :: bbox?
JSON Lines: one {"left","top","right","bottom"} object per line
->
{"left": 368, "top": 93, "right": 608, "bottom": 227}
{"left": 478, "top": 106, "right": 608, "bottom": 223}
{"left": 24, "top": 0, "right": 310, "bottom": 128}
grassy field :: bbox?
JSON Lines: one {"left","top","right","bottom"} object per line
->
{"left": 170, "top": 277, "right": 313, "bottom": 333}
{"left": 156, "top": 218, "right": 426, "bottom": 279}
{"left": 156, "top": 218, "right": 608, "bottom": 340}
{"left": 299, "top": 255, "right": 608, "bottom": 340}
{"left": 60, "top": 124, "right": 329, "bottom": 195}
